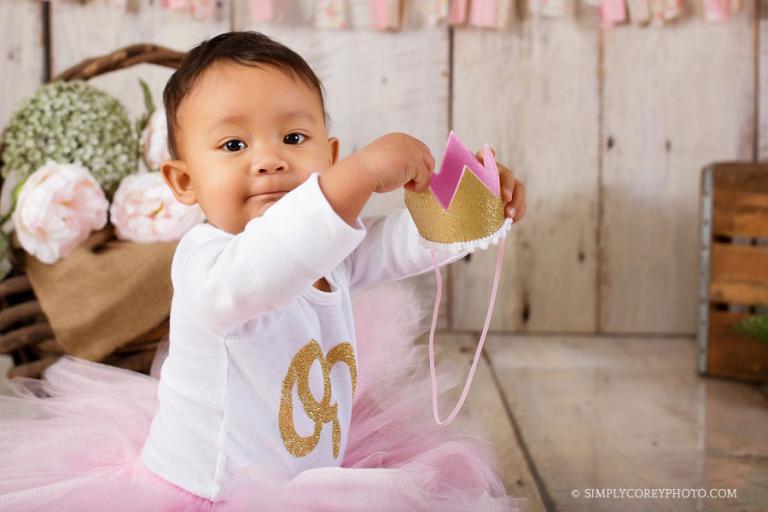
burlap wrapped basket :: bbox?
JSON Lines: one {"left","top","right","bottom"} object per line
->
{"left": 0, "top": 44, "right": 185, "bottom": 379}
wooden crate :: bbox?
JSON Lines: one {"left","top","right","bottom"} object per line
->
{"left": 698, "top": 162, "right": 768, "bottom": 383}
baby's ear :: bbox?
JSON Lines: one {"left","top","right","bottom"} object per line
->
{"left": 328, "top": 136, "right": 340, "bottom": 165}
{"left": 160, "top": 159, "right": 197, "bottom": 206}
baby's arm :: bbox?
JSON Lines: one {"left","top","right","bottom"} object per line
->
{"left": 173, "top": 166, "right": 369, "bottom": 336}
{"left": 344, "top": 208, "right": 471, "bottom": 290}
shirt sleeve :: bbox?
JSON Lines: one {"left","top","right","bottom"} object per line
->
{"left": 343, "top": 207, "right": 471, "bottom": 290}
{"left": 171, "top": 172, "right": 367, "bottom": 336}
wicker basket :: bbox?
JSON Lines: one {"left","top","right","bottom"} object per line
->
{"left": 0, "top": 44, "right": 185, "bottom": 379}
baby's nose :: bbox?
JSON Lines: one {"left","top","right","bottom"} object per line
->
{"left": 258, "top": 163, "right": 285, "bottom": 174}
{"left": 253, "top": 156, "right": 288, "bottom": 174}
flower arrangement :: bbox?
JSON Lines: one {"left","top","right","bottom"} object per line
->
{"left": 1, "top": 80, "right": 138, "bottom": 197}
{"left": 0, "top": 78, "right": 204, "bottom": 279}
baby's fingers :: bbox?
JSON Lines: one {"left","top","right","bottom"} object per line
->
{"left": 407, "top": 148, "right": 434, "bottom": 192}
{"left": 499, "top": 167, "right": 516, "bottom": 203}
{"left": 475, "top": 146, "right": 496, "bottom": 164}
{"left": 509, "top": 181, "right": 526, "bottom": 222}
{"left": 410, "top": 163, "right": 432, "bottom": 192}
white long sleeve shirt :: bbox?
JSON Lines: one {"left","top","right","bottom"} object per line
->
{"left": 139, "top": 171, "right": 470, "bottom": 501}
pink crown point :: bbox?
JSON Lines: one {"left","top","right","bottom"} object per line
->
{"left": 429, "top": 131, "right": 501, "bottom": 211}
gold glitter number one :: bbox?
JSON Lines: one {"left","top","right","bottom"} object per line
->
{"left": 279, "top": 339, "right": 357, "bottom": 459}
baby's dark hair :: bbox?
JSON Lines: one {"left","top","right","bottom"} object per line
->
{"left": 163, "top": 30, "right": 328, "bottom": 160}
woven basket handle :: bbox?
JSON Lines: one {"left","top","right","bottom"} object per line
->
{"left": 53, "top": 43, "right": 184, "bottom": 82}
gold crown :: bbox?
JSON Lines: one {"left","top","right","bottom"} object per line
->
{"left": 404, "top": 132, "right": 509, "bottom": 250}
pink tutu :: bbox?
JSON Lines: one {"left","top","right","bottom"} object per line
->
{"left": 0, "top": 281, "right": 527, "bottom": 511}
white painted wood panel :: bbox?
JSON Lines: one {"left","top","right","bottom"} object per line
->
{"left": 602, "top": 2, "right": 755, "bottom": 334}
{"left": 451, "top": 15, "right": 601, "bottom": 334}
{"left": 0, "top": 0, "right": 45, "bottom": 132}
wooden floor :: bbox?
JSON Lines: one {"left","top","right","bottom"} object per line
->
{"left": 424, "top": 333, "right": 768, "bottom": 512}
{"left": 2, "top": 335, "right": 768, "bottom": 512}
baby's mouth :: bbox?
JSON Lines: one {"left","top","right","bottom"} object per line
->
{"left": 251, "top": 191, "right": 286, "bottom": 200}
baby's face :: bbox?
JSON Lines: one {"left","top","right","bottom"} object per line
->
{"left": 161, "top": 61, "right": 338, "bottom": 234}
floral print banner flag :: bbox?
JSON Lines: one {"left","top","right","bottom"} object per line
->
{"left": 419, "top": 0, "right": 449, "bottom": 26}
{"left": 651, "top": 0, "right": 683, "bottom": 22}
{"left": 627, "top": 0, "right": 652, "bottom": 24}
{"left": 529, "top": 0, "right": 569, "bottom": 17}
{"left": 316, "top": 0, "right": 350, "bottom": 29}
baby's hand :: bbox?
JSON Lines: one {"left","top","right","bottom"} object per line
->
{"left": 355, "top": 133, "right": 435, "bottom": 194}
{"left": 475, "top": 147, "right": 526, "bottom": 223}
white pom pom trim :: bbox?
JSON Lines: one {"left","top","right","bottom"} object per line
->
{"left": 416, "top": 217, "right": 514, "bottom": 254}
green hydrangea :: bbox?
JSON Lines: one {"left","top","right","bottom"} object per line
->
{"left": 0, "top": 80, "right": 138, "bottom": 198}
{"left": 733, "top": 313, "right": 768, "bottom": 344}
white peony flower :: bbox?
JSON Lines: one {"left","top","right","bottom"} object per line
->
{"left": 12, "top": 159, "right": 109, "bottom": 264}
{"left": 140, "top": 108, "right": 171, "bottom": 171}
{"left": 110, "top": 171, "right": 204, "bottom": 243}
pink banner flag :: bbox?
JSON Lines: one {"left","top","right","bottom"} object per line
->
{"left": 468, "top": 0, "right": 497, "bottom": 27}
{"left": 447, "top": 0, "right": 467, "bottom": 24}
{"left": 250, "top": 0, "right": 273, "bottom": 22}
{"left": 703, "top": 0, "right": 731, "bottom": 22}
{"left": 190, "top": 0, "right": 214, "bottom": 20}
{"left": 600, "top": 0, "right": 627, "bottom": 26}
{"left": 163, "top": 0, "right": 188, "bottom": 9}
{"left": 369, "top": 0, "right": 402, "bottom": 30}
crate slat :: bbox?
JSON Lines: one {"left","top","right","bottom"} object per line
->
{"left": 713, "top": 164, "right": 768, "bottom": 238}
{"left": 707, "top": 308, "right": 768, "bottom": 382}
{"left": 709, "top": 243, "right": 768, "bottom": 304}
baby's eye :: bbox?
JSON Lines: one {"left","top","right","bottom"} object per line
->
{"left": 222, "top": 139, "right": 246, "bottom": 152}
{"left": 284, "top": 133, "right": 307, "bottom": 145}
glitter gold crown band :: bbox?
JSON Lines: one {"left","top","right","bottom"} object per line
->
{"left": 404, "top": 131, "right": 512, "bottom": 252}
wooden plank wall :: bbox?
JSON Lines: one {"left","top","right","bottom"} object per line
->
{"left": 0, "top": 0, "right": 760, "bottom": 336}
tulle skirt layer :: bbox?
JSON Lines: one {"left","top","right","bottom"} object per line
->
{"left": 0, "top": 281, "right": 527, "bottom": 512}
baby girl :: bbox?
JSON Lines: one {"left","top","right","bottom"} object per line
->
{"left": 150, "top": 29, "right": 527, "bottom": 508}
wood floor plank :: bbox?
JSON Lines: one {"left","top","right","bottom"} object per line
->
{"left": 416, "top": 332, "right": 546, "bottom": 512}
{"left": 485, "top": 335, "right": 768, "bottom": 512}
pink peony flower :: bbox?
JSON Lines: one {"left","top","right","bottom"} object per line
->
{"left": 140, "top": 108, "right": 171, "bottom": 172}
{"left": 12, "top": 159, "right": 109, "bottom": 264}
{"left": 110, "top": 171, "right": 204, "bottom": 243}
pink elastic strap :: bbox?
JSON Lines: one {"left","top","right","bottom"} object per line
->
{"left": 428, "top": 235, "right": 507, "bottom": 426}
